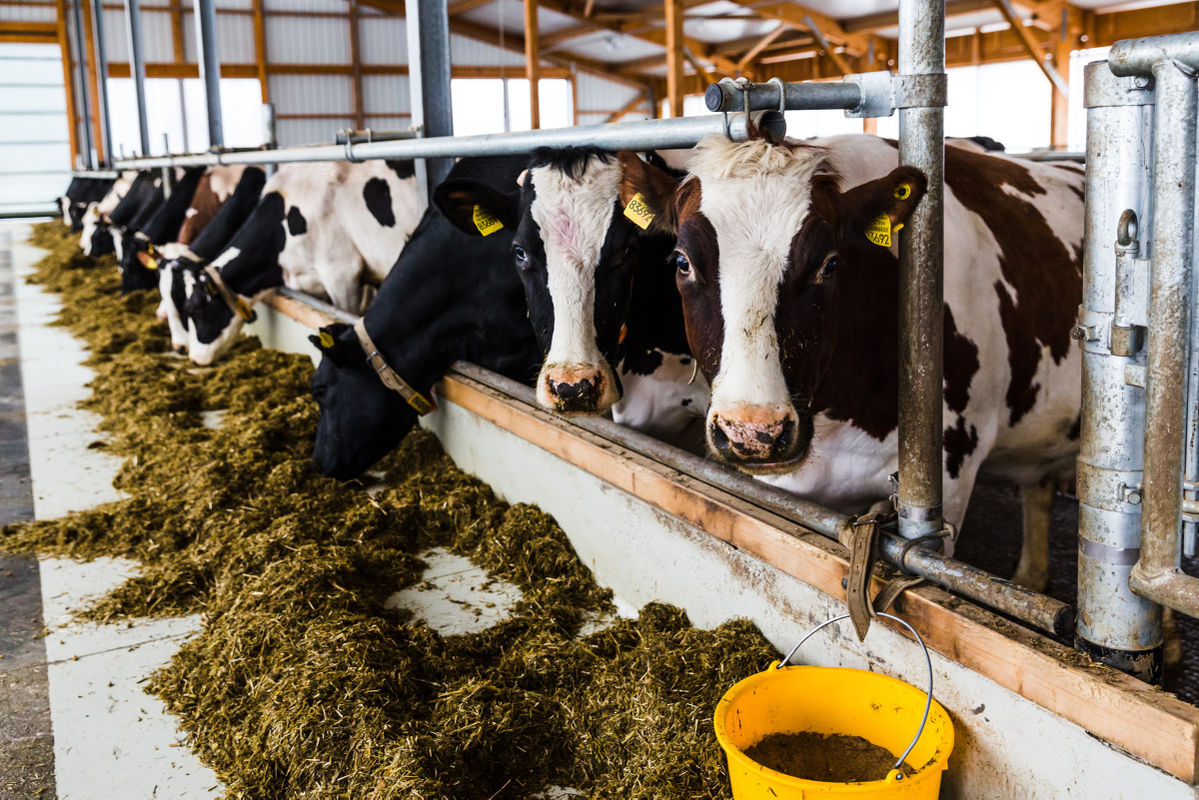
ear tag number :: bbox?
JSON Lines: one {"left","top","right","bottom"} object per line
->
{"left": 624, "top": 193, "right": 655, "bottom": 230}
{"left": 894, "top": 183, "right": 913, "bottom": 200}
{"left": 319, "top": 331, "right": 334, "bottom": 349}
{"left": 472, "top": 205, "right": 504, "bottom": 236}
{"left": 866, "top": 214, "right": 893, "bottom": 247}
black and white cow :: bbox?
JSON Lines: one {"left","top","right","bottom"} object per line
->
{"left": 118, "top": 167, "right": 207, "bottom": 293}
{"left": 60, "top": 176, "right": 115, "bottom": 231}
{"left": 154, "top": 166, "right": 267, "bottom": 352}
{"left": 625, "top": 133, "right": 1084, "bottom": 588}
{"left": 183, "top": 159, "right": 420, "bottom": 365}
{"left": 80, "top": 170, "right": 160, "bottom": 256}
{"left": 309, "top": 154, "right": 541, "bottom": 480}
{"left": 434, "top": 147, "right": 709, "bottom": 442}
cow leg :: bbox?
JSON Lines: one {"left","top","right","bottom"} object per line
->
{"left": 1012, "top": 481, "right": 1053, "bottom": 591}
{"left": 1164, "top": 607, "right": 1182, "bottom": 671}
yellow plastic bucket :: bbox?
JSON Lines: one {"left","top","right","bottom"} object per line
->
{"left": 714, "top": 614, "right": 954, "bottom": 799}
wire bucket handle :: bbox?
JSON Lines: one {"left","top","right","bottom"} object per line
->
{"left": 776, "top": 612, "right": 934, "bottom": 780}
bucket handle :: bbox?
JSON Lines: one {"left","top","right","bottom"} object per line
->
{"left": 776, "top": 612, "right": 934, "bottom": 780}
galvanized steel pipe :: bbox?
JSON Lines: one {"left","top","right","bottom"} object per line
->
{"left": 1130, "top": 58, "right": 1199, "bottom": 619}
{"left": 68, "top": 0, "right": 94, "bottom": 169}
{"left": 193, "top": 0, "right": 224, "bottom": 148}
{"left": 111, "top": 112, "right": 786, "bottom": 170}
{"left": 704, "top": 80, "right": 863, "bottom": 113}
{"left": 122, "top": 0, "right": 151, "bottom": 156}
{"left": 1109, "top": 32, "right": 1199, "bottom": 76}
{"left": 1075, "top": 59, "right": 1161, "bottom": 682}
{"left": 87, "top": 0, "right": 112, "bottom": 166}
{"left": 896, "top": 0, "right": 946, "bottom": 541}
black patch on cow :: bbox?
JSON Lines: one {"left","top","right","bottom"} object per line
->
{"left": 944, "top": 415, "right": 979, "bottom": 479}
{"left": 287, "top": 206, "right": 308, "bottom": 236}
{"left": 385, "top": 159, "right": 415, "bottom": 180}
{"left": 188, "top": 167, "right": 267, "bottom": 261}
{"left": 528, "top": 146, "right": 612, "bottom": 178}
{"left": 681, "top": 398, "right": 692, "bottom": 406}
{"left": 1068, "top": 413, "right": 1081, "bottom": 440}
{"left": 364, "top": 178, "right": 396, "bottom": 227}
{"left": 944, "top": 306, "right": 980, "bottom": 415}
{"left": 622, "top": 347, "right": 663, "bottom": 376}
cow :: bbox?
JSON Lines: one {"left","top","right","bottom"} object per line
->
{"left": 79, "top": 170, "right": 146, "bottom": 255}
{"left": 60, "top": 176, "right": 115, "bottom": 231}
{"left": 309, "top": 154, "right": 541, "bottom": 480}
{"left": 153, "top": 166, "right": 267, "bottom": 352}
{"left": 433, "top": 147, "right": 709, "bottom": 443}
{"left": 622, "top": 133, "right": 1084, "bottom": 589}
{"left": 183, "top": 159, "right": 421, "bottom": 365}
{"left": 118, "top": 167, "right": 207, "bottom": 292}
{"left": 81, "top": 170, "right": 172, "bottom": 257}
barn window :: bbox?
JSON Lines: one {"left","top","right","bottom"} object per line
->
{"left": 451, "top": 78, "right": 572, "bottom": 135}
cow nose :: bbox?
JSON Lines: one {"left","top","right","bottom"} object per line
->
{"left": 708, "top": 405, "right": 801, "bottom": 466}
{"left": 541, "top": 365, "right": 608, "bottom": 413}
{"left": 173, "top": 344, "right": 187, "bottom": 355}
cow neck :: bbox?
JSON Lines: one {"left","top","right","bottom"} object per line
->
{"left": 352, "top": 318, "right": 435, "bottom": 415}
{"left": 620, "top": 234, "right": 691, "bottom": 367}
{"left": 809, "top": 243, "right": 901, "bottom": 441}
{"left": 218, "top": 192, "right": 287, "bottom": 297}
{"left": 142, "top": 168, "right": 204, "bottom": 243}
{"left": 203, "top": 265, "right": 257, "bottom": 322}
{"left": 188, "top": 167, "right": 267, "bottom": 261}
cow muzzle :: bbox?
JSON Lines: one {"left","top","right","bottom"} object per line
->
{"left": 536, "top": 362, "right": 619, "bottom": 414}
{"left": 707, "top": 404, "right": 809, "bottom": 473}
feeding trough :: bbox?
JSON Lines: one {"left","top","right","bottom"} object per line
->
{"left": 714, "top": 613, "right": 954, "bottom": 799}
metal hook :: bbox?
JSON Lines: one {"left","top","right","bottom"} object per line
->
{"left": 768, "top": 77, "right": 787, "bottom": 113}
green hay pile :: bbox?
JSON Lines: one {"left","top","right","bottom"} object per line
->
{"left": 3, "top": 221, "right": 777, "bottom": 799}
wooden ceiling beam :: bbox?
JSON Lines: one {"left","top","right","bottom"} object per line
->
{"left": 736, "top": 22, "right": 790, "bottom": 72}
{"left": 990, "top": 0, "right": 1069, "bottom": 94}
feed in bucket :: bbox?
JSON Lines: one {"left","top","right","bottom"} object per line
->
{"left": 713, "top": 613, "right": 955, "bottom": 799}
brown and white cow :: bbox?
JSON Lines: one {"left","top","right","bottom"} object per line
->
{"left": 629, "top": 134, "right": 1084, "bottom": 587}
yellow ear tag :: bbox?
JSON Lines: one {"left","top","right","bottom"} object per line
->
{"left": 319, "top": 331, "right": 334, "bottom": 349}
{"left": 866, "top": 214, "right": 893, "bottom": 247}
{"left": 623, "top": 192, "right": 655, "bottom": 230}
{"left": 472, "top": 205, "right": 504, "bottom": 237}
{"left": 894, "top": 183, "right": 912, "bottom": 200}
{"left": 235, "top": 298, "right": 255, "bottom": 321}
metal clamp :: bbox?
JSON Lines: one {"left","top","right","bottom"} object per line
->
{"left": 845, "top": 70, "right": 897, "bottom": 118}
{"left": 776, "top": 613, "right": 935, "bottom": 780}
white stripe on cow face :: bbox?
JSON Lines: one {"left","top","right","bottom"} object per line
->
{"left": 528, "top": 157, "right": 623, "bottom": 410}
{"left": 79, "top": 204, "right": 101, "bottom": 255}
{"left": 690, "top": 138, "right": 828, "bottom": 420}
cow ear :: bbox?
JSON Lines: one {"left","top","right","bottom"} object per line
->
{"left": 308, "top": 323, "right": 353, "bottom": 365}
{"left": 617, "top": 151, "right": 678, "bottom": 234}
{"left": 839, "top": 166, "right": 927, "bottom": 249}
{"left": 433, "top": 179, "right": 517, "bottom": 237}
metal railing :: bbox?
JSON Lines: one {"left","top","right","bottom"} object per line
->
{"left": 1077, "top": 31, "right": 1199, "bottom": 682}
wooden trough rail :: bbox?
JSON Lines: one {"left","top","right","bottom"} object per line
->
{"left": 261, "top": 287, "right": 1199, "bottom": 782}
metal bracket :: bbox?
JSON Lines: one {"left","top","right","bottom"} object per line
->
{"left": 1181, "top": 481, "right": 1199, "bottom": 523}
{"left": 844, "top": 70, "right": 897, "bottom": 118}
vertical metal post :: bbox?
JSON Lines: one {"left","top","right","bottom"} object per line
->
{"left": 69, "top": 0, "right": 95, "bottom": 168}
{"left": 123, "top": 0, "right": 151, "bottom": 156}
{"left": 896, "top": 0, "right": 946, "bottom": 541}
{"left": 405, "top": 0, "right": 454, "bottom": 200}
{"left": 1130, "top": 60, "right": 1199, "bottom": 614}
{"left": 87, "top": 0, "right": 112, "bottom": 166}
{"left": 193, "top": 0, "right": 223, "bottom": 148}
{"left": 261, "top": 102, "right": 276, "bottom": 179}
{"left": 1075, "top": 60, "right": 1161, "bottom": 682}
{"left": 160, "top": 132, "right": 172, "bottom": 198}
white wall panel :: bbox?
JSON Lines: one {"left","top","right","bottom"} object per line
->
{"left": 358, "top": 15, "right": 407, "bottom": 65}
{"left": 0, "top": 4, "right": 55, "bottom": 22}
{"left": 449, "top": 33, "right": 524, "bottom": 67}
{"left": 575, "top": 73, "right": 642, "bottom": 115}
{"left": 362, "top": 74, "right": 410, "bottom": 114}
{"left": 269, "top": 74, "right": 353, "bottom": 113}
{"left": 214, "top": 13, "right": 256, "bottom": 62}
{"left": 266, "top": 0, "right": 348, "bottom": 12}
{"left": 363, "top": 114, "right": 412, "bottom": 129}
{"left": 102, "top": 8, "right": 128, "bottom": 62}
{"left": 213, "top": 0, "right": 254, "bottom": 9}
{"left": 138, "top": 10, "right": 177, "bottom": 63}
{"left": 276, "top": 116, "right": 352, "bottom": 147}
{"left": 266, "top": 15, "right": 351, "bottom": 63}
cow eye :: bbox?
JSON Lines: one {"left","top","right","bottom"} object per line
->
{"left": 513, "top": 244, "right": 528, "bottom": 267}
{"left": 673, "top": 251, "right": 691, "bottom": 275}
{"left": 819, "top": 252, "right": 839, "bottom": 277}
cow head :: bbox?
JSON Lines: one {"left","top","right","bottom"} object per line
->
{"left": 630, "top": 135, "right": 926, "bottom": 473}
{"left": 157, "top": 246, "right": 201, "bottom": 353}
{"left": 433, "top": 148, "right": 678, "bottom": 415}
{"left": 183, "top": 256, "right": 242, "bottom": 366}
{"left": 80, "top": 204, "right": 114, "bottom": 256}
{"left": 309, "top": 322, "right": 421, "bottom": 480}
{"left": 120, "top": 233, "right": 162, "bottom": 293}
